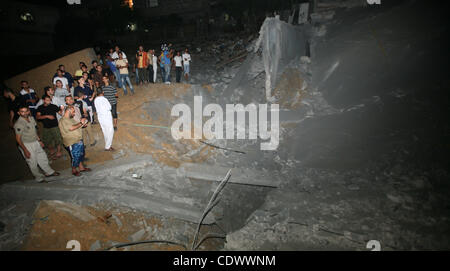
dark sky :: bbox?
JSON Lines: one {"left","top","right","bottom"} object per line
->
{"left": 17, "top": 0, "right": 75, "bottom": 8}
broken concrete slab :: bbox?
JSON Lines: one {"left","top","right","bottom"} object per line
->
{"left": 179, "top": 163, "right": 280, "bottom": 188}
{"left": 111, "top": 214, "right": 123, "bottom": 228}
{"left": 38, "top": 200, "right": 95, "bottom": 222}
{"left": 310, "top": 10, "right": 335, "bottom": 23}
{"left": 0, "top": 182, "right": 215, "bottom": 224}
{"left": 128, "top": 228, "right": 146, "bottom": 242}
{"left": 89, "top": 240, "right": 101, "bottom": 251}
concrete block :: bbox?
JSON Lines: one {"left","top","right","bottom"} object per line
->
{"left": 0, "top": 181, "right": 215, "bottom": 224}
{"left": 89, "top": 240, "right": 101, "bottom": 251}
{"left": 298, "top": 3, "right": 310, "bottom": 24}
{"left": 128, "top": 229, "right": 146, "bottom": 242}
{"left": 111, "top": 214, "right": 123, "bottom": 228}
{"left": 179, "top": 163, "right": 280, "bottom": 188}
{"left": 5, "top": 48, "right": 96, "bottom": 97}
{"left": 39, "top": 200, "right": 95, "bottom": 222}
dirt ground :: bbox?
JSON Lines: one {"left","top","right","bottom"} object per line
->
{"left": 273, "top": 68, "right": 306, "bottom": 109}
{"left": 114, "top": 82, "right": 216, "bottom": 168}
{"left": 23, "top": 200, "right": 224, "bottom": 251}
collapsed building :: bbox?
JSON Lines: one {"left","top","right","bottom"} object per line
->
{"left": 0, "top": 0, "right": 449, "bottom": 251}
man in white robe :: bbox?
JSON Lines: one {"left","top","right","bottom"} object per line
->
{"left": 94, "top": 89, "right": 115, "bottom": 151}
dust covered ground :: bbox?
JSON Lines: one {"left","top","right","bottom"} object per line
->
{"left": 23, "top": 200, "right": 223, "bottom": 251}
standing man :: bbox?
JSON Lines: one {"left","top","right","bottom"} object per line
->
{"left": 111, "top": 45, "right": 127, "bottom": 60}
{"left": 174, "top": 51, "right": 183, "bottom": 83}
{"left": 182, "top": 48, "right": 191, "bottom": 81}
{"left": 3, "top": 88, "right": 23, "bottom": 128}
{"left": 94, "top": 88, "right": 115, "bottom": 151}
{"left": 152, "top": 50, "right": 158, "bottom": 83}
{"left": 106, "top": 55, "right": 121, "bottom": 88}
{"left": 163, "top": 49, "right": 172, "bottom": 84}
{"left": 101, "top": 75, "right": 118, "bottom": 131}
{"left": 59, "top": 105, "right": 91, "bottom": 176}
{"left": 115, "top": 52, "right": 134, "bottom": 95}
{"left": 14, "top": 106, "right": 59, "bottom": 183}
{"left": 136, "top": 45, "right": 148, "bottom": 85}
{"left": 159, "top": 51, "right": 166, "bottom": 83}
{"left": 147, "top": 49, "right": 154, "bottom": 83}
{"left": 36, "top": 95, "right": 64, "bottom": 159}
{"left": 74, "top": 77, "right": 95, "bottom": 124}
{"left": 19, "top": 81, "right": 39, "bottom": 118}
{"left": 65, "top": 96, "right": 96, "bottom": 147}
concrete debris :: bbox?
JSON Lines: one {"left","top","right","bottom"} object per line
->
{"left": 0, "top": 180, "right": 215, "bottom": 224}
{"left": 347, "top": 184, "right": 360, "bottom": 191}
{"left": 128, "top": 228, "right": 147, "bottom": 242}
{"left": 39, "top": 200, "right": 95, "bottom": 222}
{"left": 89, "top": 240, "right": 101, "bottom": 251}
{"left": 254, "top": 17, "right": 308, "bottom": 100}
{"left": 180, "top": 163, "right": 279, "bottom": 188}
{"left": 111, "top": 214, "right": 123, "bottom": 229}
{"left": 310, "top": 10, "right": 335, "bottom": 23}
{"left": 97, "top": 213, "right": 112, "bottom": 224}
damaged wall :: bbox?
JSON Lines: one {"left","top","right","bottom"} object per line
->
{"left": 221, "top": 16, "right": 309, "bottom": 105}
{"left": 255, "top": 17, "right": 308, "bottom": 101}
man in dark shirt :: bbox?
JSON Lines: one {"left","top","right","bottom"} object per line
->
{"left": 19, "top": 80, "right": 39, "bottom": 118}
{"left": 101, "top": 75, "right": 118, "bottom": 130}
{"left": 3, "top": 88, "right": 23, "bottom": 128}
{"left": 74, "top": 77, "right": 95, "bottom": 124}
{"left": 89, "top": 60, "right": 99, "bottom": 78}
{"left": 36, "top": 95, "right": 63, "bottom": 159}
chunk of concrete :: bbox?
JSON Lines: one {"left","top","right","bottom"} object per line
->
{"left": 89, "top": 240, "right": 101, "bottom": 251}
{"left": 40, "top": 200, "right": 95, "bottom": 222}
{"left": 179, "top": 163, "right": 280, "bottom": 188}
{"left": 111, "top": 214, "right": 123, "bottom": 228}
{"left": 128, "top": 229, "right": 146, "bottom": 242}
{"left": 0, "top": 181, "right": 215, "bottom": 224}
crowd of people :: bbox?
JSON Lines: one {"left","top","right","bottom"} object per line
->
{"left": 2, "top": 43, "right": 192, "bottom": 183}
